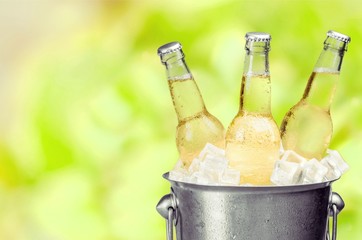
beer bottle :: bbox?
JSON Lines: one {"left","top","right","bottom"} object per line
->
{"left": 280, "top": 31, "right": 351, "bottom": 160}
{"left": 158, "top": 42, "right": 225, "bottom": 168}
{"left": 225, "top": 33, "right": 280, "bottom": 185}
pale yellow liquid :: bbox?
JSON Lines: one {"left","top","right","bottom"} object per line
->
{"left": 226, "top": 75, "right": 280, "bottom": 185}
{"left": 280, "top": 71, "right": 338, "bottom": 160}
{"left": 169, "top": 77, "right": 225, "bottom": 168}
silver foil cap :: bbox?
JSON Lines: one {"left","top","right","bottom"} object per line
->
{"left": 245, "top": 32, "right": 271, "bottom": 42}
{"left": 157, "top": 41, "right": 182, "bottom": 56}
{"left": 327, "top": 30, "right": 351, "bottom": 43}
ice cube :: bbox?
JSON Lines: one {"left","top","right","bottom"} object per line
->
{"left": 198, "top": 143, "right": 225, "bottom": 161}
{"left": 326, "top": 149, "right": 349, "bottom": 174}
{"left": 321, "top": 150, "right": 349, "bottom": 181}
{"left": 188, "top": 158, "right": 201, "bottom": 174}
{"left": 169, "top": 168, "right": 188, "bottom": 181}
{"left": 173, "top": 159, "right": 185, "bottom": 171}
{"left": 187, "top": 171, "right": 212, "bottom": 185}
{"left": 199, "top": 163, "right": 221, "bottom": 183}
{"left": 199, "top": 155, "right": 228, "bottom": 182}
{"left": 301, "top": 158, "right": 328, "bottom": 184}
{"left": 183, "top": 172, "right": 196, "bottom": 184}
{"left": 321, "top": 158, "right": 342, "bottom": 181}
{"left": 203, "top": 155, "right": 228, "bottom": 171}
{"left": 281, "top": 150, "right": 307, "bottom": 165}
{"left": 270, "top": 160, "right": 303, "bottom": 186}
{"left": 220, "top": 168, "right": 240, "bottom": 185}
{"left": 169, "top": 159, "right": 188, "bottom": 181}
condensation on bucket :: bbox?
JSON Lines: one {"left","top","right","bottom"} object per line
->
{"left": 165, "top": 172, "right": 335, "bottom": 240}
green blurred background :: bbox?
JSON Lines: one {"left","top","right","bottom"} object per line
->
{"left": 0, "top": 0, "right": 361, "bottom": 239}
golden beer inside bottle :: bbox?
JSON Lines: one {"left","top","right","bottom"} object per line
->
{"left": 226, "top": 74, "right": 280, "bottom": 185}
{"left": 281, "top": 71, "right": 339, "bottom": 159}
{"left": 169, "top": 77, "right": 225, "bottom": 167}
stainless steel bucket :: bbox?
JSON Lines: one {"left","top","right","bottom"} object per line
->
{"left": 157, "top": 173, "right": 344, "bottom": 240}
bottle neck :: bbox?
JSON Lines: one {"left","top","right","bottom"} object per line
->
{"left": 314, "top": 42, "right": 345, "bottom": 71}
{"left": 163, "top": 52, "right": 206, "bottom": 122}
{"left": 244, "top": 43, "right": 270, "bottom": 75}
{"left": 240, "top": 45, "right": 272, "bottom": 115}
{"left": 303, "top": 40, "right": 347, "bottom": 111}
{"left": 163, "top": 51, "right": 191, "bottom": 79}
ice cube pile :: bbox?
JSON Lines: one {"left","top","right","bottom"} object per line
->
{"left": 169, "top": 143, "right": 349, "bottom": 186}
{"left": 271, "top": 148, "right": 349, "bottom": 186}
{"left": 169, "top": 143, "right": 241, "bottom": 185}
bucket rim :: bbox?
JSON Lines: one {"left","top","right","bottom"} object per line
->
{"left": 163, "top": 172, "right": 339, "bottom": 193}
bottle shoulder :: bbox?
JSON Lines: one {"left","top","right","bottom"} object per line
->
{"left": 177, "top": 110, "right": 224, "bottom": 129}
{"left": 226, "top": 112, "right": 280, "bottom": 139}
{"left": 286, "top": 100, "right": 331, "bottom": 116}
{"left": 229, "top": 111, "right": 278, "bottom": 125}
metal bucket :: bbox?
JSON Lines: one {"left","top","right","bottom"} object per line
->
{"left": 157, "top": 173, "right": 344, "bottom": 240}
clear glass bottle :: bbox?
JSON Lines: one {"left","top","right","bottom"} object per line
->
{"left": 280, "top": 30, "right": 351, "bottom": 160}
{"left": 225, "top": 33, "right": 280, "bottom": 185}
{"left": 158, "top": 42, "right": 225, "bottom": 168}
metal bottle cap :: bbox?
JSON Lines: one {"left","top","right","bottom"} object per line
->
{"left": 245, "top": 32, "right": 271, "bottom": 42}
{"left": 327, "top": 30, "right": 351, "bottom": 43}
{"left": 157, "top": 41, "right": 182, "bottom": 56}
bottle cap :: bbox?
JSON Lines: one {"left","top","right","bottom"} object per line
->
{"left": 157, "top": 41, "right": 182, "bottom": 56}
{"left": 327, "top": 30, "right": 351, "bottom": 43}
{"left": 245, "top": 32, "right": 271, "bottom": 42}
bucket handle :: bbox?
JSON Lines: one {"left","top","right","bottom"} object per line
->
{"left": 327, "top": 192, "right": 345, "bottom": 240}
{"left": 156, "top": 193, "right": 177, "bottom": 240}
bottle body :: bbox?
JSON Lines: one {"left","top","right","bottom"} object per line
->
{"left": 158, "top": 42, "right": 225, "bottom": 168}
{"left": 226, "top": 74, "right": 280, "bottom": 185}
{"left": 226, "top": 111, "right": 280, "bottom": 185}
{"left": 280, "top": 71, "right": 338, "bottom": 159}
{"left": 169, "top": 76, "right": 225, "bottom": 167}
{"left": 225, "top": 33, "right": 280, "bottom": 185}
{"left": 280, "top": 31, "right": 350, "bottom": 160}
